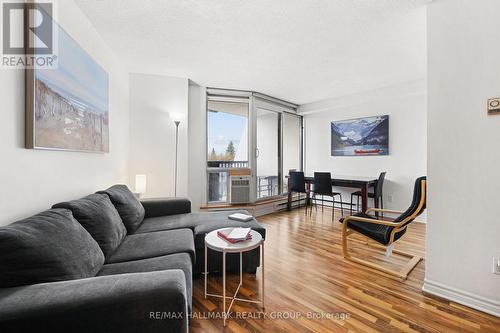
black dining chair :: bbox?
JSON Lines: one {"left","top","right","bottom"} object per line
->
{"left": 289, "top": 171, "right": 309, "bottom": 215}
{"left": 341, "top": 176, "right": 426, "bottom": 280}
{"left": 311, "top": 172, "right": 344, "bottom": 221}
{"left": 350, "top": 172, "right": 386, "bottom": 215}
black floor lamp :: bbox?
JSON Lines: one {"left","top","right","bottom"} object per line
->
{"left": 170, "top": 113, "right": 182, "bottom": 197}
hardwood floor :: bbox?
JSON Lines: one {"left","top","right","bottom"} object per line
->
{"left": 191, "top": 208, "right": 500, "bottom": 333}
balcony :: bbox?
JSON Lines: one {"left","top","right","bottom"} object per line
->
{"left": 207, "top": 161, "right": 249, "bottom": 169}
{"left": 207, "top": 161, "right": 249, "bottom": 203}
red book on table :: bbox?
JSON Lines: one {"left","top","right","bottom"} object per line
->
{"left": 217, "top": 228, "right": 252, "bottom": 243}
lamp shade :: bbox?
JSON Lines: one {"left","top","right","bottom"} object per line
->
{"left": 135, "top": 175, "right": 147, "bottom": 194}
{"left": 169, "top": 112, "right": 183, "bottom": 123}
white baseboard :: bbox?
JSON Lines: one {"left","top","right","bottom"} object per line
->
{"left": 422, "top": 279, "right": 500, "bottom": 317}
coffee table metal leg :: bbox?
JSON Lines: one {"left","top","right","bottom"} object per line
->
{"left": 261, "top": 242, "right": 265, "bottom": 309}
{"left": 204, "top": 244, "right": 207, "bottom": 299}
{"left": 204, "top": 234, "right": 264, "bottom": 326}
{"left": 223, "top": 250, "right": 226, "bottom": 327}
{"left": 239, "top": 252, "right": 242, "bottom": 286}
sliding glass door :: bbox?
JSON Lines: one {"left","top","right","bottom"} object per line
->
{"left": 254, "top": 102, "right": 303, "bottom": 199}
{"left": 282, "top": 114, "right": 302, "bottom": 193}
{"left": 207, "top": 99, "right": 249, "bottom": 203}
{"left": 256, "top": 108, "right": 279, "bottom": 199}
{"left": 206, "top": 89, "right": 302, "bottom": 205}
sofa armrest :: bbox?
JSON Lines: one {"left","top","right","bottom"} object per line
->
{"left": 0, "top": 270, "right": 188, "bottom": 333}
{"left": 141, "top": 198, "right": 191, "bottom": 218}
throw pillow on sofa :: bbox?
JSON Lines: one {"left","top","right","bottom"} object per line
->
{"left": 0, "top": 208, "right": 105, "bottom": 288}
{"left": 53, "top": 193, "right": 127, "bottom": 258}
{"left": 97, "top": 184, "right": 145, "bottom": 233}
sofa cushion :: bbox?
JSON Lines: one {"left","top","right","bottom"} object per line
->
{"left": 0, "top": 209, "right": 104, "bottom": 288}
{"left": 98, "top": 253, "right": 193, "bottom": 310}
{"left": 134, "top": 213, "right": 199, "bottom": 234}
{"left": 53, "top": 193, "right": 127, "bottom": 258}
{"left": 134, "top": 211, "right": 265, "bottom": 238}
{"left": 97, "top": 185, "right": 145, "bottom": 233}
{"left": 192, "top": 210, "right": 266, "bottom": 248}
{"left": 141, "top": 198, "right": 191, "bottom": 218}
{"left": 105, "top": 229, "right": 195, "bottom": 264}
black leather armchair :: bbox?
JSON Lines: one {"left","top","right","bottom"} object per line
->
{"left": 341, "top": 176, "right": 427, "bottom": 280}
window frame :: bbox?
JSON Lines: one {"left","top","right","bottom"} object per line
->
{"left": 205, "top": 89, "right": 303, "bottom": 205}
{"left": 206, "top": 95, "right": 251, "bottom": 204}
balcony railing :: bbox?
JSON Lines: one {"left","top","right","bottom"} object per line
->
{"left": 207, "top": 160, "right": 249, "bottom": 169}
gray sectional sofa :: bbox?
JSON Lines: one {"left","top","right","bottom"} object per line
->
{"left": 0, "top": 185, "right": 265, "bottom": 333}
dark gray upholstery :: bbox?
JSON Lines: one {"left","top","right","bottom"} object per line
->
{"left": 0, "top": 209, "right": 104, "bottom": 288}
{"left": 53, "top": 193, "right": 127, "bottom": 258}
{"left": 141, "top": 198, "right": 191, "bottom": 218}
{"left": 191, "top": 210, "right": 266, "bottom": 248}
{"left": 0, "top": 190, "right": 265, "bottom": 332}
{"left": 192, "top": 211, "right": 265, "bottom": 274}
{"left": 136, "top": 210, "right": 265, "bottom": 240}
{"left": 98, "top": 253, "right": 193, "bottom": 311}
{"left": 0, "top": 271, "right": 188, "bottom": 333}
{"left": 97, "top": 185, "right": 145, "bottom": 233}
{"left": 134, "top": 209, "right": 265, "bottom": 274}
{"left": 135, "top": 213, "right": 199, "bottom": 234}
{"left": 106, "top": 229, "right": 195, "bottom": 265}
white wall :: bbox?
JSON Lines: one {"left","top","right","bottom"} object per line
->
{"left": 424, "top": 0, "right": 500, "bottom": 316}
{"left": 128, "top": 73, "right": 189, "bottom": 198}
{"left": 299, "top": 80, "right": 427, "bottom": 218}
{"left": 0, "top": 0, "right": 130, "bottom": 225}
{"left": 188, "top": 82, "right": 207, "bottom": 211}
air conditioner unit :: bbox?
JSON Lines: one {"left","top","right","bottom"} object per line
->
{"left": 230, "top": 176, "right": 250, "bottom": 204}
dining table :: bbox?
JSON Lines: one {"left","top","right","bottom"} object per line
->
{"left": 287, "top": 174, "right": 379, "bottom": 213}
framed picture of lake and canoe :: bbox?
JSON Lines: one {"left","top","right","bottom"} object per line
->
{"left": 331, "top": 115, "right": 389, "bottom": 156}
{"left": 25, "top": 15, "right": 109, "bottom": 153}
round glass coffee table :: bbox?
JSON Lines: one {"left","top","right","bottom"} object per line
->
{"left": 204, "top": 228, "right": 264, "bottom": 327}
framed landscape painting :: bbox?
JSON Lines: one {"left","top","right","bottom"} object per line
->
{"left": 26, "top": 18, "right": 109, "bottom": 153}
{"left": 331, "top": 115, "right": 389, "bottom": 156}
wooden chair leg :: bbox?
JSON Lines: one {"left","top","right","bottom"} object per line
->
{"left": 342, "top": 228, "right": 423, "bottom": 281}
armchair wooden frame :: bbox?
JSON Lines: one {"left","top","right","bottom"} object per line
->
{"left": 342, "top": 180, "right": 426, "bottom": 281}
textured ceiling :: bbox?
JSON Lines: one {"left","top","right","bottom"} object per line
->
{"left": 75, "top": 0, "right": 427, "bottom": 104}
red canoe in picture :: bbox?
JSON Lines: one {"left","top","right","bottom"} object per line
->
{"left": 355, "top": 148, "right": 381, "bottom": 154}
